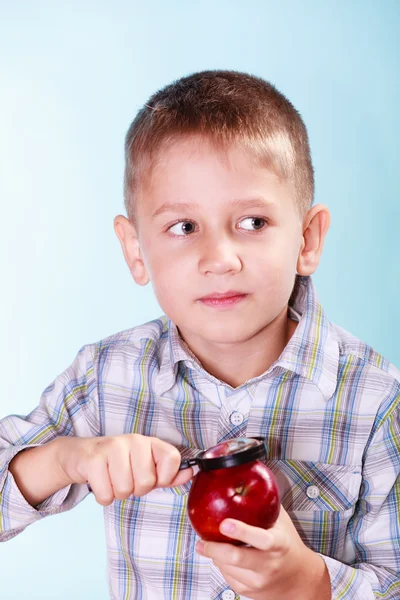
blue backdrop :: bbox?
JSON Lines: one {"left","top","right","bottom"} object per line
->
{"left": 0, "top": 1, "right": 399, "bottom": 598}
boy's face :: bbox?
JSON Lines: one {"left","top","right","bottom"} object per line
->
{"left": 118, "top": 137, "right": 312, "bottom": 346}
{"left": 126, "top": 137, "right": 306, "bottom": 345}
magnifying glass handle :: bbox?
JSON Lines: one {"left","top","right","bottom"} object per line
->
{"left": 179, "top": 458, "right": 199, "bottom": 470}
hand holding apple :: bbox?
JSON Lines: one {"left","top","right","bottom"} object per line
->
{"left": 195, "top": 506, "right": 332, "bottom": 600}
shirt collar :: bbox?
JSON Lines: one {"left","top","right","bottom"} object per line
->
{"left": 154, "top": 319, "right": 194, "bottom": 396}
{"left": 156, "top": 275, "right": 339, "bottom": 400}
{"left": 275, "top": 275, "right": 339, "bottom": 401}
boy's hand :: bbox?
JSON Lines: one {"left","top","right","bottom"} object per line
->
{"left": 56, "top": 434, "right": 193, "bottom": 505}
{"left": 195, "top": 506, "right": 331, "bottom": 600}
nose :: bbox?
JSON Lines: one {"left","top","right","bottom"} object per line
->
{"left": 198, "top": 234, "right": 242, "bottom": 276}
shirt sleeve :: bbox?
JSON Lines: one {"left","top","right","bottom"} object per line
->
{"left": 0, "top": 343, "right": 101, "bottom": 542}
{"left": 320, "top": 384, "right": 400, "bottom": 600}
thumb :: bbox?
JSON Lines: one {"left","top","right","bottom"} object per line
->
{"left": 167, "top": 466, "right": 194, "bottom": 488}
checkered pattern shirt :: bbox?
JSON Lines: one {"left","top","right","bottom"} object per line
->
{"left": 1, "top": 276, "right": 399, "bottom": 599}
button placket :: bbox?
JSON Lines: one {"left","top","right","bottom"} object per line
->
{"left": 217, "top": 402, "right": 243, "bottom": 441}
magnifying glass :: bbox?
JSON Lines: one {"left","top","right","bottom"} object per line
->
{"left": 179, "top": 436, "right": 267, "bottom": 471}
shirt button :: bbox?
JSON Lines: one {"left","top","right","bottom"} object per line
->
{"left": 222, "top": 590, "right": 236, "bottom": 600}
{"left": 229, "top": 411, "right": 244, "bottom": 426}
{"left": 306, "top": 485, "right": 320, "bottom": 499}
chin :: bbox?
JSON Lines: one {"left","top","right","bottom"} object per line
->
{"left": 199, "top": 319, "right": 270, "bottom": 344}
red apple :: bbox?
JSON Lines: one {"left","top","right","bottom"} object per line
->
{"left": 187, "top": 459, "right": 280, "bottom": 544}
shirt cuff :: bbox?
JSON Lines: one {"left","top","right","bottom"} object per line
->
{"left": 319, "top": 554, "right": 375, "bottom": 600}
{"left": 0, "top": 445, "right": 71, "bottom": 536}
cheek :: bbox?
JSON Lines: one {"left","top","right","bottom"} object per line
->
{"left": 267, "top": 231, "right": 301, "bottom": 271}
{"left": 249, "top": 246, "right": 297, "bottom": 281}
{"left": 146, "top": 244, "right": 193, "bottom": 301}
{"left": 247, "top": 237, "right": 299, "bottom": 295}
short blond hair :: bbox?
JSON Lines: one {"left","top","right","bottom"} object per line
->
{"left": 124, "top": 70, "right": 314, "bottom": 220}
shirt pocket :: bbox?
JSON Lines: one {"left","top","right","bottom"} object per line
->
{"left": 267, "top": 459, "right": 362, "bottom": 559}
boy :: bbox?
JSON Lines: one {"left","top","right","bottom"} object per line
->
{"left": 0, "top": 70, "right": 399, "bottom": 600}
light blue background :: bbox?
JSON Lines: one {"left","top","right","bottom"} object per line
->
{"left": 0, "top": 1, "right": 399, "bottom": 598}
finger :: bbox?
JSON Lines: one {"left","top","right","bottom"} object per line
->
{"left": 196, "top": 539, "right": 259, "bottom": 570}
{"left": 217, "top": 573, "right": 246, "bottom": 598}
{"left": 197, "top": 540, "right": 273, "bottom": 595}
{"left": 151, "top": 438, "right": 182, "bottom": 487}
{"left": 218, "top": 518, "right": 288, "bottom": 553}
{"left": 217, "top": 564, "right": 266, "bottom": 596}
{"left": 107, "top": 440, "right": 134, "bottom": 500}
{"left": 129, "top": 437, "right": 157, "bottom": 496}
{"left": 168, "top": 466, "right": 194, "bottom": 488}
{"left": 209, "top": 565, "right": 253, "bottom": 599}
{"left": 87, "top": 454, "right": 114, "bottom": 506}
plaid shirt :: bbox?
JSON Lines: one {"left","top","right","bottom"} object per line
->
{"left": 0, "top": 276, "right": 399, "bottom": 600}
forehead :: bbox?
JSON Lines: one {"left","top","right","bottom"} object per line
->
{"left": 151, "top": 135, "right": 276, "bottom": 181}
{"left": 137, "top": 136, "right": 296, "bottom": 216}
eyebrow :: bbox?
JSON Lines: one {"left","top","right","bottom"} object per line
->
{"left": 151, "top": 197, "right": 277, "bottom": 218}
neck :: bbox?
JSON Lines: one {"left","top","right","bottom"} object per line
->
{"left": 178, "top": 306, "right": 298, "bottom": 388}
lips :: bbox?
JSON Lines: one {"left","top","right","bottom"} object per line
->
{"left": 198, "top": 291, "right": 248, "bottom": 307}
{"left": 199, "top": 291, "right": 246, "bottom": 301}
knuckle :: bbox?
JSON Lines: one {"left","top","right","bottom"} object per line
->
{"left": 282, "top": 534, "right": 291, "bottom": 554}
{"left": 161, "top": 444, "right": 180, "bottom": 467}
{"left": 145, "top": 472, "right": 158, "bottom": 488}
{"left": 130, "top": 433, "right": 145, "bottom": 447}
{"left": 156, "top": 465, "right": 175, "bottom": 486}
{"left": 92, "top": 436, "right": 119, "bottom": 458}
{"left": 268, "top": 560, "right": 280, "bottom": 578}
{"left": 95, "top": 493, "right": 114, "bottom": 506}
{"left": 113, "top": 485, "right": 133, "bottom": 500}
{"left": 254, "top": 574, "right": 266, "bottom": 590}
{"left": 230, "top": 548, "right": 242, "bottom": 566}
{"left": 155, "top": 469, "right": 170, "bottom": 487}
{"left": 98, "top": 435, "right": 115, "bottom": 449}
{"left": 91, "top": 452, "right": 107, "bottom": 466}
{"left": 109, "top": 436, "right": 125, "bottom": 451}
{"left": 156, "top": 473, "right": 170, "bottom": 488}
{"left": 135, "top": 473, "right": 157, "bottom": 495}
{"left": 260, "top": 532, "right": 274, "bottom": 551}
{"left": 168, "top": 446, "right": 181, "bottom": 465}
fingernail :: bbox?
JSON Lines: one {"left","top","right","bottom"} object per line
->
{"left": 220, "top": 520, "right": 235, "bottom": 534}
{"left": 196, "top": 540, "right": 204, "bottom": 554}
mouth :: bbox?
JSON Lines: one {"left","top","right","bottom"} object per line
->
{"left": 197, "top": 291, "right": 249, "bottom": 308}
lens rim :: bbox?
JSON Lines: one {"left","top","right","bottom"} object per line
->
{"left": 179, "top": 437, "right": 267, "bottom": 472}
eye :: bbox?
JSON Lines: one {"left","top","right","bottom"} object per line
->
{"left": 168, "top": 220, "right": 197, "bottom": 236}
{"left": 238, "top": 217, "right": 267, "bottom": 231}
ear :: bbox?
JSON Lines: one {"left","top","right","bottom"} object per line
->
{"left": 113, "top": 215, "right": 150, "bottom": 286}
{"left": 297, "top": 204, "right": 330, "bottom": 276}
